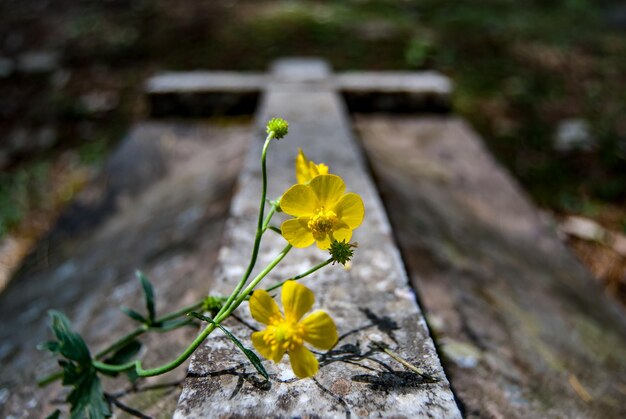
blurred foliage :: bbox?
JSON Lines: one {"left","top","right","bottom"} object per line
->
{"left": 1, "top": 0, "right": 625, "bottom": 240}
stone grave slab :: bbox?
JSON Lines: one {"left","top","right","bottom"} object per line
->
{"left": 355, "top": 115, "right": 626, "bottom": 418}
{"left": 0, "top": 122, "right": 249, "bottom": 418}
{"left": 146, "top": 66, "right": 451, "bottom": 117}
{"left": 174, "top": 59, "right": 460, "bottom": 417}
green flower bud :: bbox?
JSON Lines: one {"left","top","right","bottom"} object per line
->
{"left": 329, "top": 240, "right": 357, "bottom": 266}
{"left": 266, "top": 117, "right": 289, "bottom": 139}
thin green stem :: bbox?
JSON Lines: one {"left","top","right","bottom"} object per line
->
{"left": 158, "top": 300, "right": 206, "bottom": 323}
{"left": 221, "top": 244, "right": 293, "bottom": 319}
{"left": 218, "top": 132, "right": 274, "bottom": 318}
{"left": 92, "top": 244, "right": 292, "bottom": 377}
{"left": 96, "top": 327, "right": 146, "bottom": 359}
{"left": 267, "top": 225, "right": 281, "bottom": 235}
{"left": 45, "top": 129, "right": 292, "bottom": 382}
{"left": 264, "top": 258, "right": 333, "bottom": 293}
{"left": 94, "top": 320, "right": 218, "bottom": 376}
{"left": 37, "top": 371, "right": 64, "bottom": 387}
{"left": 93, "top": 360, "right": 137, "bottom": 373}
{"left": 95, "top": 300, "right": 205, "bottom": 359}
{"left": 261, "top": 204, "right": 277, "bottom": 233}
{"left": 39, "top": 300, "right": 205, "bottom": 386}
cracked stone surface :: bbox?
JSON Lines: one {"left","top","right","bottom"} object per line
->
{"left": 174, "top": 59, "right": 460, "bottom": 418}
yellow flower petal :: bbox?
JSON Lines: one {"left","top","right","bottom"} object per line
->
{"left": 282, "top": 281, "right": 314, "bottom": 323}
{"left": 281, "top": 218, "right": 315, "bottom": 248}
{"left": 252, "top": 329, "right": 286, "bottom": 363}
{"left": 308, "top": 175, "right": 346, "bottom": 208}
{"left": 300, "top": 310, "right": 338, "bottom": 350}
{"left": 296, "top": 149, "right": 330, "bottom": 184}
{"left": 250, "top": 289, "right": 282, "bottom": 325}
{"left": 334, "top": 193, "right": 365, "bottom": 229}
{"left": 314, "top": 233, "right": 332, "bottom": 250}
{"left": 280, "top": 184, "right": 319, "bottom": 217}
{"left": 295, "top": 149, "right": 310, "bottom": 184}
{"left": 311, "top": 162, "right": 329, "bottom": 178}
{"left": 333, "top": 228, "right": 352, "bottom": 244}
{"left": 288, "top": 345, "right": 319, "bottom": 378}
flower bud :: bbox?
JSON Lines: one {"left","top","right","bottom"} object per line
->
{"left": 266, "top": 117, "right": 289, "bottom": 139}
{"left": 329, "top": 240, "right": 357, "bottom": 266}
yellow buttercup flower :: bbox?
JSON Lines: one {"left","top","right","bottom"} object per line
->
{"left": 250, "top": 281, "right": 338, "bottom": 378}
{"left": 280, "top": 174, "right": 364, "bottom": 249}
{"left": 296, "top": 148, "right": 329, "bottom": 184}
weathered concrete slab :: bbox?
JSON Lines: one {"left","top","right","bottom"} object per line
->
{"left": 146, "top": 72, "right": 265, "bottom": 117}
{"left": 175, "top": 59, "right": 460, "bottom": 417}
{"left": 146, "top": 67, "right": 452, "bottom": 116}
{"left": 147, "top": 72, "right": 268, "bottom": 93}
{"left": 355, "top": 115, "right": 626, "bottom": 418}
{"left": 0, "top": 122, "right": 250, "bottom": 418}
{"left": 338, "top": 72, "right": 451, "bottom": 113}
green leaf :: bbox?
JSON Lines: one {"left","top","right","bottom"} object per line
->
{"left": 136, "top": 270, "right": 156, "bottom": 323}
{"left": 61, "top": 360, "right": 111, "bottom": 419}
{"left": 120, "top": 307, "right": 147, "bottom": 324}
{"left": 43, "top": 311, "right": 92, "bottom": 365}
{"left": 41, "top": 311, "right": 111, "bottom": 418}
{"left": 189, "top": 312, "right": 268, "bottom": 380}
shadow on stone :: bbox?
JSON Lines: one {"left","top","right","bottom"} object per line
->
{"left": 352, "top": 371, "right": 432, "bottom": 393}
{"left": 359, "top": 307, "right": 400, "bottom": 343}
{"left": 187, "top": 364, "right": 272, "bottom": 396}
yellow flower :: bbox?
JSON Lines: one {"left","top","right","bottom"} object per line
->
{"left": 296, "top": 148, "right": 329, "bottom": 184}
{"left": 250, "top": 281, "right": 338, "bottom": 378}
{"left": 280, "top": 174, "right": 364, "bottom": 249}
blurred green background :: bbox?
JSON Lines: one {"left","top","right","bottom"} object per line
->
{"left": 1, "top": 0, "right": 625, "bottom": 241}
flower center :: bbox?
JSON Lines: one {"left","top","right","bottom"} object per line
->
{"left": 308, "top": 209, "right": 338, "bottom": 237}
{"left": 264, "top": 320, "right": 305, "bottom": 352}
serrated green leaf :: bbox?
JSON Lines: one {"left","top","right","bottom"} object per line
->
{"left": 43, "top": 311, "right": 111, "bottom": 418}
{"left": 136, "top": 270, "right": 156, "bottom": 323}
{"left": 46, "top": 311, "right": 92, "bottom": 365}
{"left": 63, "top": 362, "right": 111, "bottom": 419}
{"left": 189, "top": 312, "right": 268, "bottom": 380}
{"left": 121, "top": 307, "right": 147, "bottom": 324}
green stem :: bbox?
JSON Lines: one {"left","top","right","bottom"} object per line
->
{"left": 158, "top": 300, "right": 207, "bottom": 323}
{"left": 222, "top": 244, "right": 293, "bottom": 317}
{"left": 93, "top": 320, "right": 218, "bottom": 376}
{"left": 96, "top": 300, "right": 205, "bottom": 359}
{"left": 267, "top": 225, "right": 282, "bottom": 235}
{"left": 261, "top": 204, "right": 277, "bottom": 233}
{"left": 218, "top": 132, "right": 275, "bottom": 317}
{"left": 37, "top": 371, "right": 63, "bottom": 387}
{"left": 92, "top": 244, "right": 292, "bottom": 377}
{"left": 39, "top": 300, "right": 205, "bottom": 386}
{"left": 96, "top": 327, "right": 146, "bottom": 359}
{"left": 264, "top": 257, "right": 333, "bottom": 293}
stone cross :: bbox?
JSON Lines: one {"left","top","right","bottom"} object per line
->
{"left": 147, "top": 59, "right": 461, "bottom": 417}
{"left": 146, "top": 59, "right": 452, "bottom": 117}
